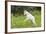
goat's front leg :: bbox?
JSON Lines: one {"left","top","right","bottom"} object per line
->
{"left": 24, "top": 18, "right": 29, "bottom": 21}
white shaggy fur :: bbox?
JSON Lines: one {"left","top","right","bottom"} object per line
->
{"left": 24, "top": 10, "right": 36, "bottom": 24}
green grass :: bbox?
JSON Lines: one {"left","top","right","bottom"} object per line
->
{"left": 11, "top": 10, "right": 41, "bottom": 28}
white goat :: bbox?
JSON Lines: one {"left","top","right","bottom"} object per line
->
{"left": 24, "top": 10, "right": 36, "bottom": 25}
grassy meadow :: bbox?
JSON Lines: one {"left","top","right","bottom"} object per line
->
{"left": 11, "top": 10, "right": 41, "bottom": 28}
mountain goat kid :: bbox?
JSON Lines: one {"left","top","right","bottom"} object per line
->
{"left": 24, "top": 10, "right": 36, "bottom": 25}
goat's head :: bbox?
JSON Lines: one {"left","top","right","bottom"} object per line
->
{"left": 24, "top": 10, "right": 29, "bottom": 16}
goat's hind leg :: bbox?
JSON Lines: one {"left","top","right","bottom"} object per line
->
{"left": 33, "top": 19, "right": 36, "bottom": 25}
{"left": 32, "top": 18, "right": 36, "bottom": 27}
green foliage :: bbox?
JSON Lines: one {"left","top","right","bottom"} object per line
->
{"left": 11, "top": 6, "right": 41, "bottom": 16}
{"left": 11, "top": 10, "right": 41, "bottom": 28}
{"left": 11, "top": 6, "right": 41, "bottom": 28}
